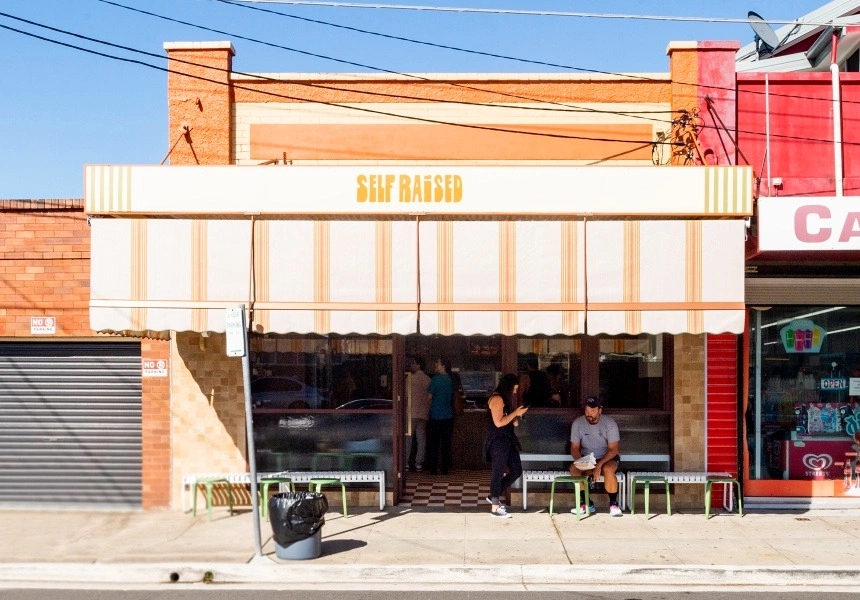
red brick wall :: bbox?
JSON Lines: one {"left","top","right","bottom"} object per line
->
{"left": 141, "top": 338, "right": 171, "bottom": 509}
{"left": 0, "top": 206, "right": 90, "bottom": 336}
{"left": 166, "top": 44, "right": 234, "bottom": 166}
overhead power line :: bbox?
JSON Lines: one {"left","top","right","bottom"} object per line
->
{"left": 226, "top": 1, "right": 823, "bottom": 27}
{"left": 209, "top": 0, "right": 860, "bottom": 109}
{"left": 0, "top": 8, "right": 853, "bottom": 155}
{"left": 0, "top": 15, "right": 661, "bottom": 148}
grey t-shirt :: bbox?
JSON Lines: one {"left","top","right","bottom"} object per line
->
{"left": 569, "top": 414, "right": 620, "bottom": 459}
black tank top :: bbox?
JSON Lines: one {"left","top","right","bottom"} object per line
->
{"left": 484, "top": 393, "right": 519, "bottom": 450}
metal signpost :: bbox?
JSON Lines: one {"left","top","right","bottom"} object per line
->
{"left": 226, "top": 305, "right": 262, "bottom": 558}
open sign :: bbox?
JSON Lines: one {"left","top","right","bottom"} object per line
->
{"left": 821, "top": 378, "right": 847, "bottom": 390}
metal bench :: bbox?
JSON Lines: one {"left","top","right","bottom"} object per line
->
{"left": 624, "top": 471, "right": 734, "bottom": 512}
{"left": 521, "top": 469, "right": 626, "bottom": 512}
{"left": 182, "top": 472, "right": 265, "bottom": 515}
{"left": 277, "top": 470, "right": 386, "bottom": 510}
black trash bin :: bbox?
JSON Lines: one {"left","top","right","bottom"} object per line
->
{"left": 268, "top": 491, "right": 328, "bottom": 559}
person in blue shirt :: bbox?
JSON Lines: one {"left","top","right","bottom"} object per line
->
{"left": 425, "top": 357, "right": 455, "bottom": 475}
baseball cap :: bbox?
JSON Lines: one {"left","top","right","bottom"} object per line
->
{"left": 585, "top": 396, "right": 603, "bottom": 409}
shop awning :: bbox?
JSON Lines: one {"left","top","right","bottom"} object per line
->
{"left": 585, "top": 220, "right": 746, "bottom": 335}
{"left": 90, "top": 217, "right": 744, "bottom": 336}
{"left": 90, "top": 219, "right": 252, "bottom": 333}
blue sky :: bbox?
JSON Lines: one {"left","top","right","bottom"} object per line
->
{"left": 0, "top": 0, "right": 829, "bottom": 199}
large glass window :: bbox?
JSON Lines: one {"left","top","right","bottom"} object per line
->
{"left": 249, "top": 335, "right": 394, "bottom": 478}
{"left": 517, "top": 337, "right": 580, "bottom": 408}
{"left": 749, "top": 306, "right": 860, "bottom": 482}
{"left": 598, "top": 335, "right": 665, "bottom": 410}
{"left": 249, "top": 335, "right": 393, "bottom": 410}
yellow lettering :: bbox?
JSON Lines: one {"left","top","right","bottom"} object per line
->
{"left": 424, "top": 175, "right": 433, "bottom": 202}
{"left": 384, "top": 175, "right": 395, "bottom": 203}
{"left": 452, "top": 175, "right": 462, "bottom": 202}
{"left": 413, "top": 175, "right": 423, "bottom": 202}
{"left": 399, "top": 175, "right": 412, "bottom": 202}
{"left": 434, "top": 175, "right": 444, "bottom": 202}
{"left": 357, "top": 175, "right": 368, "bottom": 202}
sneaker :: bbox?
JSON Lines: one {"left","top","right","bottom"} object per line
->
{"left": 571, "top": 503, "right": 597, "bottom": 516}
{"left": 491, "top": 505, "right": 511, "bottom": 518}
{"left": 609, "top": 503, "right": 623, "bottom": 517}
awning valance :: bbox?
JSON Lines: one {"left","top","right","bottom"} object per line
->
{"left": 90, "top": 218, "right": 744, "bottom": 336}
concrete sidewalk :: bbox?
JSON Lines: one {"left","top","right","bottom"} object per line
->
{"left": 1, "top": 505, "right": 859, "bottom": 590}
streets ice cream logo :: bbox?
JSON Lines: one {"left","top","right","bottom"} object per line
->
{"left": 802, "top": 453, "right": 833, "bottom": 476}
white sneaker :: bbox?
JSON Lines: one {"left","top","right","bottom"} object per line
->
{"left": 609, "top": 503, "right": 623, "bottom": 517}
{"left": 491, "top": 505, "right": 511, "bottom": 518}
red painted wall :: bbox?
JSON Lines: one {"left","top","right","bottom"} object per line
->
{"left": 737, "top": 72, "right": 860, "bottom": 196}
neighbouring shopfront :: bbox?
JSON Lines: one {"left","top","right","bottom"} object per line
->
{"left": 746, "top": 196, "right": 860, "bottom": 505}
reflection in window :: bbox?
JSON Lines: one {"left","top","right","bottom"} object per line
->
{"left": 517, "top": 337, "right": 581, "bottom": 408}
{"left": 598, "top": 335, "right": 664, "bottom": 410}
{"left": 249, "top": 335, "right": 393, "bottom": 410}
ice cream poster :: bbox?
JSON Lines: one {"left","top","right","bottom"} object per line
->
{"left": 780, "top": 319, "right": 826, "bottom": 353}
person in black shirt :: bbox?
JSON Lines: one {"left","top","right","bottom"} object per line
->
{"left": 482, "top": 374, "right": 529, "bottom": 518}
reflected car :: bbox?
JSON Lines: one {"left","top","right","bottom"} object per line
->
{"left": 335, "top": 398, "right": 393, "bottom": 410}
{"left": 251, "top": 376, "right": 328, "bottom": 409}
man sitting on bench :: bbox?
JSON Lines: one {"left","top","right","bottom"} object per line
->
{"left": 568, "top": 396, "right": 623, "bottom": 517}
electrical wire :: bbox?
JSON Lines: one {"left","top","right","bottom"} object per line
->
{"left": 212, "top": 0, "right": 860, "bottom": 109}
{"left": 226, "top": 1, "right": 826, "bottom": 27}
{"left": 0, "top": 17, "right": 660, "bottom": 147}
{"left": 0, "top": 7, "right": 854, "bottom": 152}
{"left": 97, "top": 0, "right": 675, "bottom": 126}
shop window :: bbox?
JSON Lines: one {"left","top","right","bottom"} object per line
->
{"left": 517, "top": 337, "right": 581, "bottom": 408}
{"left": 249, "top": 334, "right": 393, "bottom": 410}
{"left": 749, "top": 306, "right": 860, "bottom": 482}
{"left": 597, "top": 335, "right": 665, "bottom": 410}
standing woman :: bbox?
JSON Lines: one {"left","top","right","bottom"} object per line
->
{"left": 483, "top": 374, "right": 529, "bottom": 518}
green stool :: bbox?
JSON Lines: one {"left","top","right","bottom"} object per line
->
{"left": 630, "top": 475, "right": 670, "bottom": 518}
{"left": 309, "top": 477, "right": 348, "bottom": 517}
{"left": 192, "top": 477, "right": 234, "bottom": 521}
{"left": 259, "top": 476, "right": 295, "bottom": 519}
{"left": 548, "top": 475, "right": 590, "bottom": 519}
{"left": 705, "top": 476, "right": 743, "bottom": 519}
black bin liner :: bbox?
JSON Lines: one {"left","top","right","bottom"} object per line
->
{"left": 269, "top": 492, "right": 328, "bottom": 546}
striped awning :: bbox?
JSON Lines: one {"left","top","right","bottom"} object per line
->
{"left": 89, "top": 218, "right": 743, "bottom": 336}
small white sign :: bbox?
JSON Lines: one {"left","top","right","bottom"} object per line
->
{"left": 225, "top": 307, "right": 247, "bottom": 357}
{"left": 850, "top": 378, "right": 860, "bottom": 396}
{"left": 30, "top": 316, "right": 56, "bottom": 335}
{"left": 141, "top": 358, "right": 168, "bottom": 378}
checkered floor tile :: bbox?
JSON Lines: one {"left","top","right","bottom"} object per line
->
{"left": 400, "top": 469, "right": 509, "bottom": 507}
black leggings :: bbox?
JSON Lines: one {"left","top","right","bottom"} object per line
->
{"left": 488, "top": 437, "right": 522, "bottom": 501}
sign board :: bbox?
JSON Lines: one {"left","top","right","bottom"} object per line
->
{"left": 850, "top": 378, "right": 860, "bottom": 396}
{"left": 225, "top": 307, "right": 247, "bottom": 357}
{"left": 85, "top": 164, "right": 752, "bottom": 217}
{"left": 779, "top": 319, "right": 826, "bottom": 353}
{"left": 30, "top": 316, "right": 56, "bottom": 335}
{"left": 821, "top": 378, "right": 848, "bottom": 391}
{"left": 759, "top": 196, "right": 860, "bottom": 251}
{"left": 141, "top": 358, "right": 168, "bottom": 377}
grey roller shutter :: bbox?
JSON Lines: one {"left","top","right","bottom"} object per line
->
{"left": 746, "top": 278, "right": 860, "bottom": 305}
{"left": 0, "top": 342, "right": 142, "bottom": 508}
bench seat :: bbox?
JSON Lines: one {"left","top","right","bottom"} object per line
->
{"left": 625, "top": 471, "right": 733, "bottom": 511}
{"left": 521, "top": 469, "right": 626, "bottom": 512}
{"left": 277, "top": 470, "right": 386, "bottom": 510}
